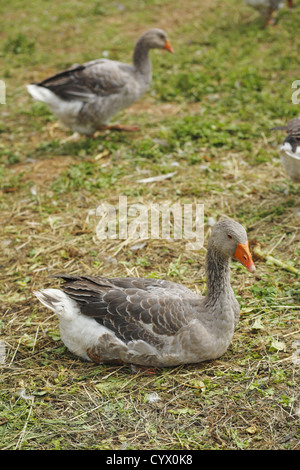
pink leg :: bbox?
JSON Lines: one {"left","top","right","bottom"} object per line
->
{"left": 97, "top": 124, "right": 140, "bottom": 132}
{"left": 264, "top": 8, "right": 275, "bottom": 27}
{"left": 130, "top": 364, "right": 161, "bottom": 375}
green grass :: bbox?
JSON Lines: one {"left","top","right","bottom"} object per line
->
{"left": 0, "top": 0, "right": 299, "bottom": 451}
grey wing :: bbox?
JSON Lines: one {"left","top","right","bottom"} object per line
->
{"left": 270, "top": 118, "right": 300, "bottom": 135}
{"left": 93, "top": 276, "right": 200, "bottom": 297}
{"left": 55, "top": 274, "right": 197, "bottom": 346}
{"left": 285, "top": 118, "right": 300, "bottom": 137}
{"left": 38, "top": 60, "right": 128, "bottom": 101}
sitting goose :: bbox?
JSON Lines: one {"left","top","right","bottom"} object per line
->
{"left": 271, "top": 117, "right": 300, "bottom": 182}
{"left": 26, "top": 28, "right": 174, "bottom": 135}
{"left": 244, "top": 0, "right": 293, "bottom": 27}
{"left": 34, "top": 219, "right": 256, "bottom": 369}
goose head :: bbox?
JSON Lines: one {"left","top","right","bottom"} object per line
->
{"left": 210, "top": 219, "right": 256, "bottom": 273}
{"left": 139, "top": 28, "right": 174, "bottom": 53}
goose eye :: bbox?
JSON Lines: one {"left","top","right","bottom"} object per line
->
{"left": 227, "top": 234, "right": 232, "bottom": 239}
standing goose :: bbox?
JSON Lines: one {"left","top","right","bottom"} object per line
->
{"left": 244, "top": 0, "right": 293, "bottom": 27}
{"left": 26, "top": 28, "right": 174, "bottom": 135}
{"left": 34, "top": 219, "right": 256, "bottom": 369}
{"left": 271, "top": 117, "right": 300, "bottom": 182}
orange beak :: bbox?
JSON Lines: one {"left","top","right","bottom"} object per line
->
{"left": 163, "top": 39, "right": 174, "bottom": 53}
{"left": 234, "top": 241, "right": 256, "bottom": 273}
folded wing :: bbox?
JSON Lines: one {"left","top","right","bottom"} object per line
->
{"left": 54, "top": 274, "right": 199, "bottom": 346}
{"left": 37, "top": 60, "right": 129, "bottom": 101}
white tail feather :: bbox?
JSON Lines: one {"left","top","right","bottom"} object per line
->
{"left": 26, "top": 84, "right": 60, "bottom": 105}
{"left": 34, "top": 289, "right": 79, "bottom": 320}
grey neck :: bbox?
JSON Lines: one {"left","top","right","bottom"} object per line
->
{"left": 204, "top": 242, "right": 231, "bottom": 305}
{"left": 133, "top": 38, "right": 152, "bottom": 77}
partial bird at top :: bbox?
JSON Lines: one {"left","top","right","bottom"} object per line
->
{"left": 244, "top": 0, "right": 293, "bottom": 27}
{"left": 26, "top": 28, "right": 174, "bottom": 136}
{"left": 270, "top": 116, "right": 300, "bottom": 182}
